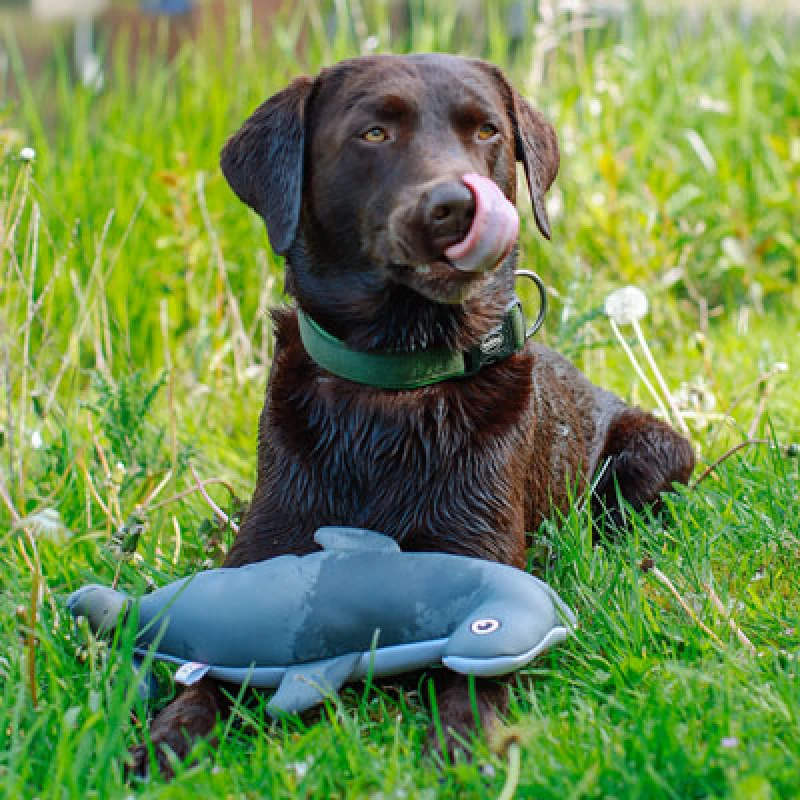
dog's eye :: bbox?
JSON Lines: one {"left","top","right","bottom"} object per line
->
{"left": 361, "top": 126, "right": 390, "bottom": 143}
{"left": 477, "top": 123, "right": 499, "bottom": 141}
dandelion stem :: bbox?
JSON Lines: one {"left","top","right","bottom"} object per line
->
{"left": 144, "top": 477, "right": 239, "bottom": 514}
{"left": 631, "top": 319, "right": 690, "bottom": 435}
{"left": 17, "top": 529, "right": 41, "bottom": 709}
{"left": 609, "top": 319, "right": 670, "bottom": 421}
{"left": 0, "top": 474, "right": 21, "bottom": 525}
{"left": 189, "top": 464, "right": 240, "bottom": 533}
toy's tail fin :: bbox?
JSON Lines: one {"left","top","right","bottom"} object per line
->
{"left": 67, "top": 584, "right": 129, "bottom": 635}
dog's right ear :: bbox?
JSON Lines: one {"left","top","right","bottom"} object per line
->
{"left": 220, "top": 76, "right": 314, "bottom": 255}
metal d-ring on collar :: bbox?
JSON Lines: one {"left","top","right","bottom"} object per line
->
{"left": 515, "top": 269, "right": 548, "bottom": 340}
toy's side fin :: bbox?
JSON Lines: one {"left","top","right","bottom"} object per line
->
{"left": 314, "top": 527, "right": 401, "bottom": 553}
{"left": 266, "top": 652, "right": 362, "bottom": 715}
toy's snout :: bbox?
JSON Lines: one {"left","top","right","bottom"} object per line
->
{"left": 442, "top": 599, "right": 568, "bottom": 677}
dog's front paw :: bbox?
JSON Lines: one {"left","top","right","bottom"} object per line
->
{"left": 126, "top": 734, "right": 186, "bottom": 782}
{"left": 426, "top": 674, "right": 508, "bottom": 763}
{"left": 125, "top": 678, "right": 229, "bottom": 782}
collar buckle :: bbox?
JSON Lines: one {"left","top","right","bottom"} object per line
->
{"left": 463, "top": 300, "right": 526, "bottom": 377}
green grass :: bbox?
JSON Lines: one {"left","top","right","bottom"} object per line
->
{"left": 1, "top": 1, "right": 799, "bottom": 797}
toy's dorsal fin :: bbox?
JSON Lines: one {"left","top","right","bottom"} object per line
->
{"left": 314, "top": 527, "right": 401, "bottom": 553}
{"left": 266, "top": 652, "right": 362, "bottom": 716}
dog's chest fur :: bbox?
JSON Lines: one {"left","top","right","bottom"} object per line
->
{"left": 225, "top": 311, "right": 599, "bottom": 569}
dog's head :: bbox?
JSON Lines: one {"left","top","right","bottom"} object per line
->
{"left": 221, "top": 54, "right": 559, "bottom": 349}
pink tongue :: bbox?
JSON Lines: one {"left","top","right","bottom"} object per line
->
{"left": 444, "top": 173, "right": 519, "bottom": 272}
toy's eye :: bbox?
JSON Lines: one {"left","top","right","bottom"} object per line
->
{"left": 477, "top": 123, "right": 498, "bottom": 141}
{"left": 470, "top": 618, "right": 501, "bottom": 635}
{"left": 361, "top": 126, "right": 389, "bottom": 143}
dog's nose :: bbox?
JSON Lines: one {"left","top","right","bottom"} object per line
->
{"left": 423, "top": 181, "right": 476, "bottom": 252}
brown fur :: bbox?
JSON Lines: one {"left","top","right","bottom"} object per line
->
{"left": 129, "top": 54, "right": 694, "bottom": 778}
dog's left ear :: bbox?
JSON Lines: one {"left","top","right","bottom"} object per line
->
{"left": 509, "top": 92, "right": 560, "bottom": 240}
{"left": 476, "top": 62, "right": 560, "bottom": 240}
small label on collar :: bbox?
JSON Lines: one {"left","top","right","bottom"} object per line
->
{"left": 465, "top": 303, "right": 525, "bottom": 375}
{"left": 174, "top": 661, "right": 211, "bottom": 686}
{"left": 480, "top": 329, "right": 505, "bottom": 355}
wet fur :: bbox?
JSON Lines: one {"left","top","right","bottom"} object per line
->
{"left": 129, "top": 54, "right": 694, "bottom": 779}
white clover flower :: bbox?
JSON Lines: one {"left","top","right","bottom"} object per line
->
{"left": 112, "top": 461, "right": 127, "bottom": 485}
{"left": 587, "top": 97, "right": 603, "bottom": 117}
{"left": 30, "top": 430, "right": 43, "bottom": 450}
{"left": 696, "top": 94, "right": 731, "bottom": 114}
{"left": 604, "top": 286, "right": 649, "bottom": 326}
{"left": 19, "top": 147, "right": 36, "bottom": 163}
{"left": 363, "top": 35, "right": 380, "bottom": 54}
{"left": 288, "top": 757, "right": 314, "bottom": 778}
{"left": 721, "top": 737, "right": 739, "bottom": 749}
{"left": 547, "top": 187, "right": 564, "bottom": 220}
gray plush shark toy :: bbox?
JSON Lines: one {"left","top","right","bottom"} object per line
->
{"left": 68, "top": 527, "right": 575, "bottom": 715}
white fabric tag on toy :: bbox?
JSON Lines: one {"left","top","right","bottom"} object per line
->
{"left": 174, "top": 661, "right": 211, "bottom": 686}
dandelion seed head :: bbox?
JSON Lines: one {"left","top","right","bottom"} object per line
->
{"left": 604, "top": 286, "right": 649, "bottom": 325}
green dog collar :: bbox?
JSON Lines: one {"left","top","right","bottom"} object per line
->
{"left": 296, "top": 272, "right": 547, "bottom": 390}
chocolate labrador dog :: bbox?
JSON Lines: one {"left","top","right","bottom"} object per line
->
{"left": 129, "top": 53, "right": 694, "bottom": 778}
